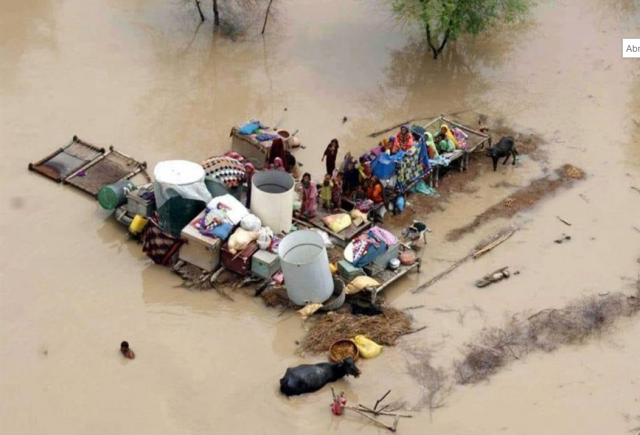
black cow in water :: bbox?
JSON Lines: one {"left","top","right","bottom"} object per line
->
{"left": 279, "top": 357, "right": 361, "bottom": 396}
{"left": 487, "top": 136, "right": 518, "bottom": 171}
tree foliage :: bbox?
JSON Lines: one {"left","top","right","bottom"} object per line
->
{"left": 392, "top": 0, "right": 532, "bottom": 59}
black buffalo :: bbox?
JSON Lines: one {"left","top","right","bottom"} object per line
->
{"left": 279, "top": 357, "right": 360, "bottom": 396}
{"left": 487, "top": 136, "right": 518, "bottom": 171}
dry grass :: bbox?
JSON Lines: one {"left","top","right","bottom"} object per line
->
{"left": 301, "top": 306, "right": 413, "bottom": 354}
{"left": 454, "top": 292, "right": 640, "bottom": 384}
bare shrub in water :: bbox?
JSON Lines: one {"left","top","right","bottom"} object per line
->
{"left": 454, "top": 293, "right": 640, "bottom": 384}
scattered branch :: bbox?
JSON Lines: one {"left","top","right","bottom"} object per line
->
{"left": 556, "top": 216, "right": 572, "bottom": 226}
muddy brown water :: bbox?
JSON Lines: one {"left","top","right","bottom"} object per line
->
{"left": 1, "top": 0, "right": 639, "bottom": 434}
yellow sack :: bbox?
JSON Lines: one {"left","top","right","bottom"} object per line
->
{"left": 350, "top": 209, "right": 368, "bottom": 225}
{"left": 346, "top": 276, "right": 379, "bottom": 295}
{"left": 353, "top": 335, "right": 383, "bottom": 359}
{"left": 322, "top": 213, "right": 352, "bottom": 234}
{"left": 297, "top": 303, "right": 323, "bottom": 319}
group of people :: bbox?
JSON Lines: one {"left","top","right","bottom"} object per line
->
{"left": 245, "top": 123, "right": 469, "bottom": 223}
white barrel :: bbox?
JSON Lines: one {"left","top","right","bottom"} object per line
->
{"left": 278, "top": 230, "right": 334, "bottom": 306}
{"left": 153, "top": 160, "right": 212, "bottom": 208}
{"left": 250, "top": 170, "right": 294, "bottom": 234}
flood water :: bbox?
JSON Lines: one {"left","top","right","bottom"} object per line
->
{"left": 1, "top": 0, "right": 639, "bottom": 434}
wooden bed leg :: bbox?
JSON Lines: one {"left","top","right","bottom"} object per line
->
{"left": 434, "top": 167, "right": 439, "bottom": 188}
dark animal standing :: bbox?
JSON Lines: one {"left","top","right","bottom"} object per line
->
{"left": 279, "top": 357, "right": 360, "bottom": 396}
{"left": 487, "top": 136, "right": 518, "bottom": 171}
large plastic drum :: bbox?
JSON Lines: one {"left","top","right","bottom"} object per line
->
{"left": 250, "top": 170, "right": 294, "bottom": 234}
{"left": 278, "top": 230, "right": 334, "bottom": 306}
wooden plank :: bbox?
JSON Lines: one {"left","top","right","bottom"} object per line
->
{"left": 441, "top": 116, "right": 490, "bottom": 139}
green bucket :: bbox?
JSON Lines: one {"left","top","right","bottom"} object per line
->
{"left": 98, "top": 180, "right": 135, "bottom": 210}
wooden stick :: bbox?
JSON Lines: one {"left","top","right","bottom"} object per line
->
{"left": 556, "top": 216, "right": 572, "bottom": 226}
{"left": 344, "top": 406, "right": 397, "bottom": 432}
{"left": 579, "top": 193, "right": 590, "bottom": 203}
{"left": 209, "top": 267, "right": 225, "bottom": 283}
{"left": 411, "top": 255, "right": 471, "bottom": 293}
{"left": 356, "top": 405, "right": 413, "bottom": 418}
{"left": 374, "top": 390, "right": 392, "bottom": 411}
{"left": 403, "top": 305, "right": 425, "bottom": 311}
{"left": 473, "top": 230, "right": 516, "bottom": 259}
{"left": 400, "top": 326, "right": 427, "bottom": 336}
{"left": 367, "top": 117, "right": 432, "bottom": 138}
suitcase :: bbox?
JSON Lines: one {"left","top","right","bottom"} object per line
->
{"left": 338, "top": 260, "right": 364, "bottom": 281}
{"left": 126, "top": 184, "right": 156, "bottom": 218}
{"left": 179, "top": 211, "right": 222, "bottom": 272}
{"left": 372, "top": 242, "right": 401, "bottom": 268}
{"left": 251, "top": 249, "right": 281, "bottom": 279}
{"left": 221, "top": 242, "right": 259, "bottom": 276}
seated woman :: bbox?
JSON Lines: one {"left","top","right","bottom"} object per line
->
{"left": 296, "top": 173, "right": 318, "bottom": 220}
{"left": 439, "top": 124, "right": 459, "bottom": 147}
{"left": 268, "top": 157, "right": 286, "bottom": 171}
{"left": 452, "top": 127, "right": 468, "bottom": 148}
{"left": 366, "top": 176, "right": 384, "bottom": 204}
{"left": 395, "top": 125, "right": 414, "bottom": 152}
{"left": 434, "top": 124, "right": 458, "bottom": 153}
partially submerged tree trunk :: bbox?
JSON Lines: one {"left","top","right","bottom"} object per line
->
{"left": 213, "top": 0, "right": 220, "bottom": 26}
{"left": 426, "top": 22, "right": 452, "bottom": 60}
{"left": 261, "top": 0, "right": 274, "bottom": 35}
{"left": 195, "top": 0, "right": 205, "bottom": 22}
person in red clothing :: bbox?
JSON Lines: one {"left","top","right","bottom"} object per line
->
{"left": 395, "top": 125, "right": 414, "bottom": 151}
{"left": 367, "top": 176, "right": 384, "bottom": 204}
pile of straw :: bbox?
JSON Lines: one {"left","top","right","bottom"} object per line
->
{"left": 301, "top": 306, "right": 413, "bottom": 354}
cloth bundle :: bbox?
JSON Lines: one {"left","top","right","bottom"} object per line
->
{"left": 202, "top": 155, "right": 246, "bottom": 188}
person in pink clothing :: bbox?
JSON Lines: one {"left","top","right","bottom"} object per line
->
{"left": 297, "top": 172, "right": 318, "bottom": 220}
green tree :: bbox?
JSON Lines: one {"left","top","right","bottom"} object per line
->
{"left": 392, "top": 0, "right": 532, "bottom": 59}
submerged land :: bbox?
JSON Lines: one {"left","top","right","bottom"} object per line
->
{"left": 1, "top": 0, "right": 639, "bottom": 434}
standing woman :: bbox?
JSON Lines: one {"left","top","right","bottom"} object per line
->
{"left": 244, "top": 163, "right": 256, "bottom": 208}
{"left": 322, "top": 139, "right": 340, "bottom": 176}
{"left": 267, "top": 138, "right": 286, "bottom": 166}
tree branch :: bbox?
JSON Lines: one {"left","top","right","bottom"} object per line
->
{"left": 261, "top": 0, "right": 275, "bottom": 35}
{"left": 195, "top": 0, "right": 205, "bottom": 22}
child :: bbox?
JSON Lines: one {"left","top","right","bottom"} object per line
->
{"left": 320, "top": 174, "right": 333, "bottom": 209}
{"left": 331, "top": 173, "right": 343, "bottom": 211}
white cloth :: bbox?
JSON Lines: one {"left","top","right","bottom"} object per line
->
{"left": 154, "top": 160, "right": 212, "bottom": 208}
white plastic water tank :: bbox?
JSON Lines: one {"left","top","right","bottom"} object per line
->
{"left": 153, "top": 160, "right": 212, "bottom": 208}
{"left": 278, "top": 230, "right": 334, "bottom": 306}
{"left": 250, "top": 170, "right": 294, "bottom": 234}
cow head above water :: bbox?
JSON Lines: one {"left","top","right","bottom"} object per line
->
{"left": 339, "top": 357, "right": 361, "bottom": 378}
